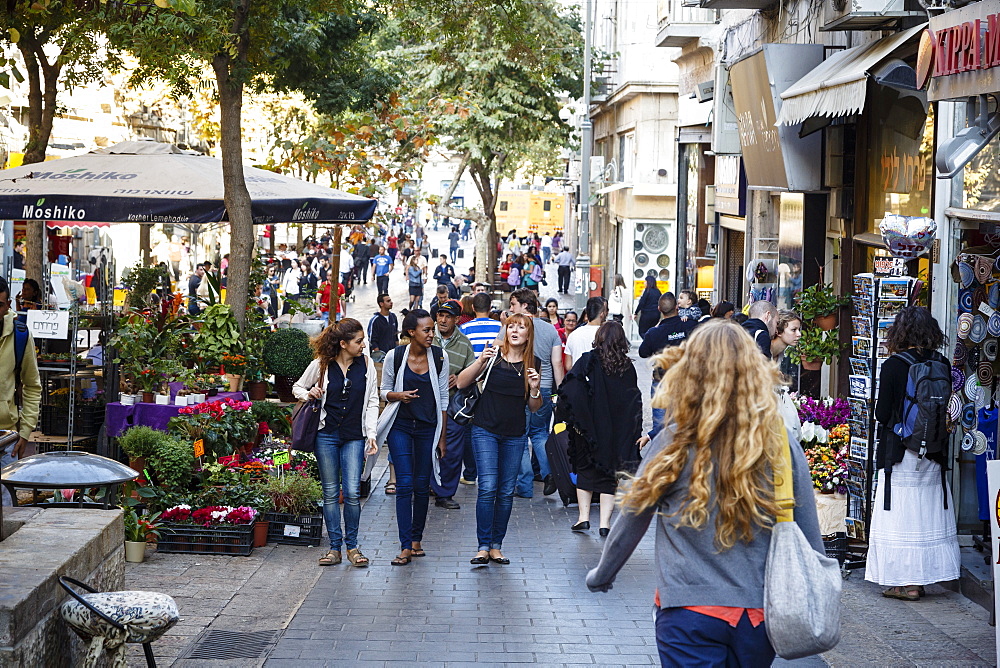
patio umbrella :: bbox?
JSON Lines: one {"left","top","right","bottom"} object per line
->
{"left": 0, "top": 141, "right": 377, "bottom": 224}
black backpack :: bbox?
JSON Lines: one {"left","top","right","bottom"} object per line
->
{"left": 891, "top": 351, "right": 951, "bottom": 463}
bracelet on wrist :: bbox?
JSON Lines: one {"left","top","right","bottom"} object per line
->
{"left": 530, "top": 390, "right": 541, "bottom": 399}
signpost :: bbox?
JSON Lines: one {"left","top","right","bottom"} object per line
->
{"left": 26, "top": 309, "right": 69, "bottom": 340}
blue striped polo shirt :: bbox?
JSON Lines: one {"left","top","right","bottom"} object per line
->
{"left": 460, "top": 317, "right": 503, "bottom": 357}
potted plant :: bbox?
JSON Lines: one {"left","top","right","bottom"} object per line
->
{"left": 157, "top": 503, "right": 258, "bottom": 555}
{"left": 146, "top": 436, "right": 196, "bottom": 489}
{"left": 251, "top": 401, "right": 293, "bottom": 438}
{"left": 794, "top": 327, "right": 843, "bottom": 371}
{"left": 195, "top": 303, "right": 241, "bottom": 370}
{"left": 794, "top": 283, "right": 849, "bottom": 331}
{"left": 221, "top": 354, "right": 247, "bottom": 391}
{"left": 168, "top": 397, "right": 259, "bottom": 459}
{"left": 262, "top": 328, "right": 314, "bottom": 402}
{"left": 261, "top": 474, "right": 323, "bottom": 546}
{"left": 118, "top": 425, "right": 168, "bottom": 482}
{"left": 243, "top": 354, "right": 269, "bottom": 401}
{"left": 122, "top": 506, "right": 162, "bottom": 563}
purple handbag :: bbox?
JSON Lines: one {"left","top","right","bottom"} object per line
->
{"left": 290, "top": 364, "right": 326, "bottom": 452}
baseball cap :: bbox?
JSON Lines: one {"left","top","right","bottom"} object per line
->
{"left": 437, "top": 300, "right": 462, "bottom": 317}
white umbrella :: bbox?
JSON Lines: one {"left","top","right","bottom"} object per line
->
{"left": 0, "top": 140, "right": 377, "bottom": 224}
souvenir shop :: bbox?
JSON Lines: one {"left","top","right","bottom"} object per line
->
{"left": 925, "top": 0, "right": 1000, "bottom": 555}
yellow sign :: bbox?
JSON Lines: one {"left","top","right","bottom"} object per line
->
{"left": 193, "top": 439, "right": 204, "bottom": 458}
{"left": 633, "top": 280, "right": 670, "bottom": 300}
{"left": 113, "top": 289, "right": 126, "bottom": 307}
{"left": 273, "top": 450, "right": 291, "bottom": 466}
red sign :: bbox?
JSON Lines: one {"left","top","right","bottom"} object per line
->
{"left": 925, "top": 0, "right": 1000, "bottom": 100}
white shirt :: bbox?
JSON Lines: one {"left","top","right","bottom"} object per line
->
{"left": 608, "top": 285, "right": 627, "bottom": 316}
{"left": 564, "top": 324, "right": 601, "bottom": 367}
{"left": 541, "top": 234, "right": 552, "bottom": 249}
{"left": 556, "top": 250, "right": 574, "bottom": 267}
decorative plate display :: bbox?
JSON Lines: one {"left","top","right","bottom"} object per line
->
{"left": 656, "top": 254, "right": 670, "bottom": 268}
{"left": 658, "top": 269, "right": 670, "bottom": 280}
{"left": 634, "top": 269, "right": 644, "bottom": 279}
{"left": 642, "top": 227, "right": 669, "bottom": 253}
{"left": 635, "top": 253, "right": 649, "bottom": 266}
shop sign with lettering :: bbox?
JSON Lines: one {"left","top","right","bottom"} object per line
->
{"left": 922, "top": 0, "right": 1000, "bottom": 100}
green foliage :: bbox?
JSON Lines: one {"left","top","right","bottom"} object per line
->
{"left": 262, "top": 327, "right": 314, "bottom": 378}
{"left": 794, "top": 327, "right": 843, "bottom": 365}
{"left": 251, "top": 401, "right": 293, "bottom": 436}
{"left": 147, "top": 437, "right": 196, "bottom": 489}
{"left": 121, "top": 263, "right": 169, "bottom": 309}
{"left": 794, "top": 283, "right": 849, "bottom": 321}
{"left": 262, "top": 474, "right": 322, "bottom": 515}
{"left": 118, "top": 425, "right": 169, "bottom": 460}
{"left": 195, "top": 303, "right": 241, "bottom": 366}
{"left": 121, "top": 506, "right": 162, "bottom": 543}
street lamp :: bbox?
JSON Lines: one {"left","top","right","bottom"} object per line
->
{"left": 576, "top": 0, "right": 593, "bottom": 312}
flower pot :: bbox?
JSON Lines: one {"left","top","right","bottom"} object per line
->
{"left": 155, "top": 394, "right": 170, "bottom": 405}
{"left": 141, "top": 391, "right": 155, "bottom": 403}
{"left": 800, "top": 356, "right": 823, "bottom": 371}
{"left": 207, "top": 388, "right": 219, "bottom": 397}
{"left": 274, "top": 376, "right": 296, "bottom": 403}
{"left": 124, "top": 540, "right": 146, "bottom": 563}
{"left": 814, "top": 313, "right": 837, "bottom": 331}
{"left": 226, "top": 373, "right": 244, "bottom": 392}
{"left": 175, "top": 395, "right": 189, "bottom": 406}
{"left": 253, "top": 520, "right": 269, "bottom": 548}
{"left": 129, "top": 457, "right": 148, "bottom": 484}
{"left": 192, "top": 393, "right": 206, "bottom": 403}
{"left": 246, "top": 381, "right": 268, "bottom": 401}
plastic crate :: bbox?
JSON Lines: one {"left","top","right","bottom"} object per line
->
{"left": 264, "top": 512, "right": 323, "bottom": 547}
{"left": 39, "top": 404, "right": 103, "bottom": 437}
{"left": 823, "top": 532, "right": 848, "bottom": 564}
{"left": 157, "top": 522, "right": 254, "bottom": 556}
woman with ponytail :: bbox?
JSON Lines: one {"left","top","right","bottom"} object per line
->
{"left": 586, "top": 320, "right": 824, "bottom": 664}
{"left": 293, "top": 318, "right": 380, "bottom": 568}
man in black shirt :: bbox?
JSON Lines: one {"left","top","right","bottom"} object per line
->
{"left": 353, "top": 240, "right": 371, "bottom": 285}
{"left": 742, "top": 300, "right": 777, "bottom": 359}
{"left": 188, "top": 265, "right": 205, "bottom": 316}
{"left": 367, "top": 294, "right": 398, "bottom": 362}
{"left": 638, "top": 293, "right": 697, "bottom": 439}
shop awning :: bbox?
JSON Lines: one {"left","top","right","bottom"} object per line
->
{"left": 775, "top": 24, "right": 926, "bottom": 126}
{"left": 595, "top": 182, "right": 630, "bottom": 195}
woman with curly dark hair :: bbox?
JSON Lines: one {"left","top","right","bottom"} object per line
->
{"left": 868, "top": 306, "right": 959, "bottom": 600}
{"left": 557, "top": 321, "right": 642, "bottom": 535}
{"left": 293, "top": 318, "right": 380, "bottom": 568}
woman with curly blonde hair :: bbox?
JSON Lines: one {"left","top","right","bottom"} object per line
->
{"left": 586, "top": 320, "right": 824, "bottom": 665}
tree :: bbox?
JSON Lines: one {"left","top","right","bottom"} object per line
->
{"left": 394, "top": 0, "right": 582, "bottom": 281}
{"left": 107, "top": 0, "right": 393, "bottom": 330}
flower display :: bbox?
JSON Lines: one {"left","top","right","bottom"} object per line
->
{"left": 169, "top": 398, "right": 259, "bottom": 458}
{"left": 221, "top": 354, "right": 247, "bottom": 374}
{"left": 161, "top": 504, "right": 257, "bottom": 526}
{"left": 791, "top": 395, "right": 850, "bottom": 429}
{"left": 803, "top": 424, "right": 849, "bottom": 494}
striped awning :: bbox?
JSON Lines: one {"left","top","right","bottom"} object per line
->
{"left": 776, "top": 24, "right": 926, "bottom": 126}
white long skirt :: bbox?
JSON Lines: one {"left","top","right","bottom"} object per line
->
{"left": 865, "top": 450, "right": 961, "bottom": 587}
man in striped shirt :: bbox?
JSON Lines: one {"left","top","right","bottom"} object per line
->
{"left": 459, "top": 292, "right": 502, "bottom": 357}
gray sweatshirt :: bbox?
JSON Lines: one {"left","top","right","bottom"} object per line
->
{"left": 586, "top": 423, "right": 824, "bottom": 609}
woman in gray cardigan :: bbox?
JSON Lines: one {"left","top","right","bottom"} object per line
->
{"left": 376, "top": 309, "right": 450, "bottom": 566}
{"left": 586, "top": 321, "right": 824, "bottom": 665}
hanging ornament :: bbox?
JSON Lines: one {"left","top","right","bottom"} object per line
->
{"left": 879, "top": 214, "right": 937, "bottom": 259}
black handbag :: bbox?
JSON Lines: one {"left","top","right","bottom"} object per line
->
{"left": 290, "top": 364, "right": 326, "bottom": 452}
{"left": 447, "top": 354, "right": 498, "bottom": 425}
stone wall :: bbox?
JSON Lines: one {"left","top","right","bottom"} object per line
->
{"left": 0, "top": 508, "right": 124, "bottom": 668}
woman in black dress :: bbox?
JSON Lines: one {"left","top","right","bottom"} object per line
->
{"left": 558, "top": 321, "right": 642, "bottom": 535}
{"left": 633, "top": 276, "right": 661, "bottom": 336}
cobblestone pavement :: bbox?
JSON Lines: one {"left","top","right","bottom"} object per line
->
{"left": 122, "top": 228, "right": 995, "bottom": 666}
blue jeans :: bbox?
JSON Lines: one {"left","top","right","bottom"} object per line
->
{"left": 450, "top": 246, "right": 458, "bottom": 264}
{"left": 462, "top": 427, "right": 476, "bottom": 480}
{"left": 654, "top": 607, "right": 774, "bottom": 668}
{"left": 1, "top": 441, "right": 15, "bottom": 506}
{"left": 650, "top": 379, "right": 665, "bottom": 440}
{"left": 542, "top": 247, "right": 551, "bottom": 264}
{"left": 314, "top": 430, "right": 365, "bottom": 551}
{"left": 471, "top": 425, "right": 526, "bottom": 551}
{"left": 387, "top": 418, "right": 436, "bottom": 550}
{"left": 516, "top": 395, "right": 552, "bottom": 496}
{"left": 431, "top": 417, "right": 466, "bottom": 498}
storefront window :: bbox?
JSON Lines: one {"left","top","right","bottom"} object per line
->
{"left": 963, "top": 132, "right": 1000, "bottom": 212}
{"left": 864, "top": 85, "right": 934, "bottom": 234}
{"left": 777, "top": 194, "right": 803, "bottom": 311}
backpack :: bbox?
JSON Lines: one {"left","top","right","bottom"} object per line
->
{"left": 12, "top": 319, "right": 28, "bottom": 407}
{"left": 392, "top": 344, "right": 444, "bottom": 378}
{"left": 891, "top": 351, "right": 951, "bottom": 464}
{"left": 530, "top": 262, "right": 543, "bottom": 283}
{"left": 507, "top": 266, "right": 520, "bottom": 287}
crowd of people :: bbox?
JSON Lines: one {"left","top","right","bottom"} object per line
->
{"left": 271, "top": 219, "right": 958, "bottom": 662}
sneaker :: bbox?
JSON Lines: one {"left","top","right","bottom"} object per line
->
{"left": 459, "top": 477, "right": 476, "bottom": 485}
{"left": 435, "top": 497, "right": 461, "bottom": 510}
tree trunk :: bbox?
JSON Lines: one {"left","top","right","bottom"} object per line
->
{"left": 139, "top": 225, "right": 151, "bottom": 265}
{"left": 18, "top": 37, "right": 61, "bottom": 285}
{"left": 329, "top": 226, "right": 342, "bottom": 313}
{"left": 213, "top": 52, "right": 255, "bottom": 332}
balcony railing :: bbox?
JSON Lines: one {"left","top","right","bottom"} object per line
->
{"left": 656, "top": 0, "right": 717, "bottom": 48}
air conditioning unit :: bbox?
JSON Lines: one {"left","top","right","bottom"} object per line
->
{"left": 822, "top": 0, "right": 924, "bottom": 31}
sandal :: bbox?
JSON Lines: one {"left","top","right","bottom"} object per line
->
{"left": 882, "top": 586, "right": 919, "bottom": 601}
{"left": 391, "top": 553, "right": 412, "bottom": 566}
{"left": 346, "top": 548, "right": 369, "bottom": 568}
{"left": 385, "top": 482, "right": 397, "bottom": 495}
{"left": 318, "top": 550, "right": 341, "bottom": 566}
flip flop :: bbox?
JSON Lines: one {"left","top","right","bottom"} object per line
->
{"left": 410, "top": 548, "right": 426, "bottom": 557}
{"left": 391, "top": 554, "right": 411, "bottom": 566}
